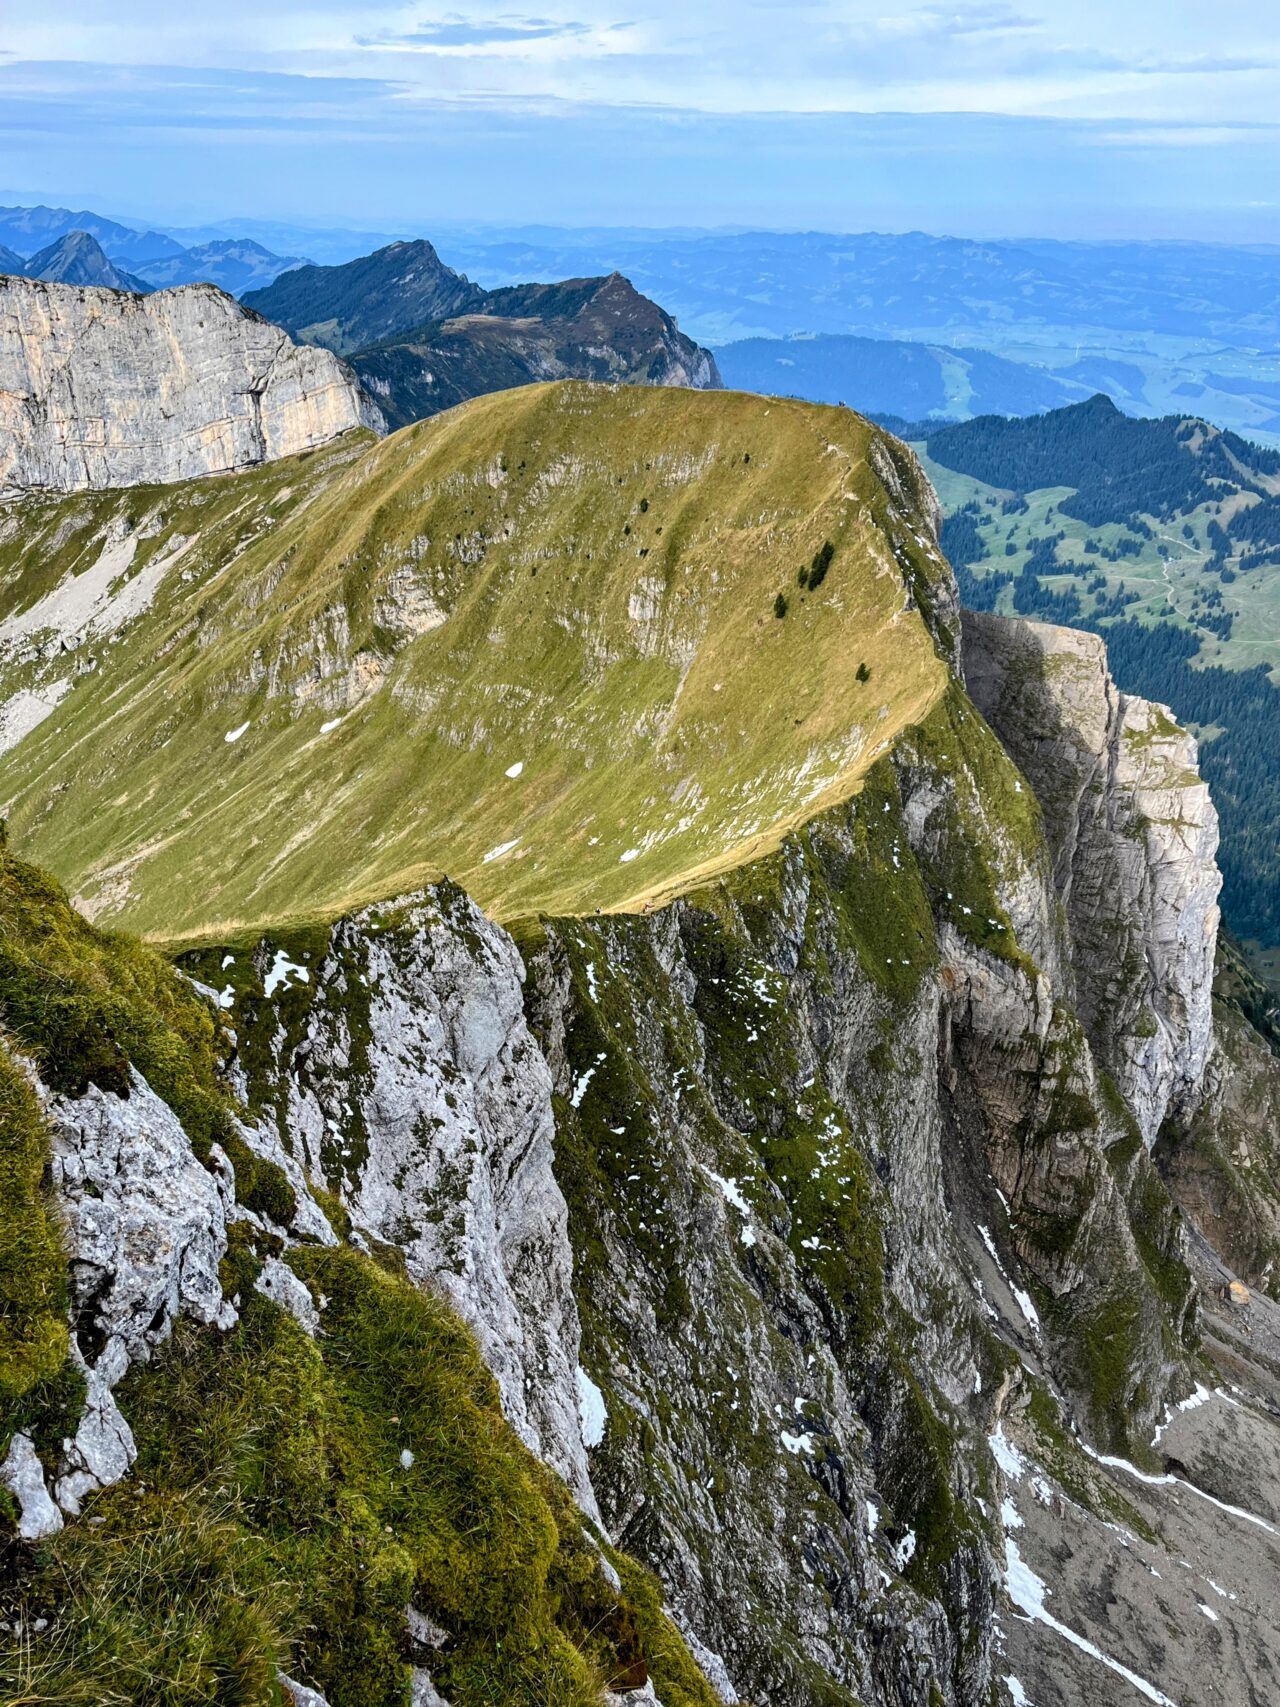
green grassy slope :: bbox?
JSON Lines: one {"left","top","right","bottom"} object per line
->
{"left": 0, "top": 382, "right": 950, "bottom": 942}
{"left": 0, "top": 832, "right": 717, "bottom": 1707}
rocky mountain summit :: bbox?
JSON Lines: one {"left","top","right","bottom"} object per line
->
{"left": 1, "top": 380, "right": 1279, "bottom": 1707}
{"left": 352, "top": 271, "right": 722, "bottom": 429}
{"left": 0, "top": 273, "right": 384, "bottom": 494}
{"left": 245, "top": 239, "right": 721, "bottom": 426}
{"left": 245, "top": 238, "right": 487, "bottom": 354}
{"left": 10, "top": 229, "right": 150, "bottom": 293}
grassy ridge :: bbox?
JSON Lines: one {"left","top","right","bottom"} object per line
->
{"left": 1, "top": 382, "right": 949, "bottom": 942}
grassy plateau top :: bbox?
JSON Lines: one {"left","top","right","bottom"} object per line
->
{"left": 0, "top": 381, "right": 951, "bottom": 940}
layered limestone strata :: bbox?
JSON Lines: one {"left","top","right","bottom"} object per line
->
{"left": 962, "top": 610, "right": 1221, "bottom": 1147}
{"left": 0, "top": 275, "right": 384, "bottom": 493}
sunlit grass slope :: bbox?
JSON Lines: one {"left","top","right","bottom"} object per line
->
{"left": 0, "top": 381, "right": 951, "bottom": 940}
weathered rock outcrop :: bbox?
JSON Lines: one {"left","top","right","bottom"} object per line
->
{"left": 0, "top": 275, "right": 385, "bottom": 493}
{"left": 40, "top": 1068, "right": 238, "bottom": 1518}
{"left": 230, "top": 888, "right": 596, "bottom": 1510}
{"left": 962, "top": 611, "right": 1221, "bottom": 1147}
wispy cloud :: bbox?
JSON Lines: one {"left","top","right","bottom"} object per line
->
{"left": 358, "top": 14, "right": 597, "bottom": 51}
{"left": 1, "top": 1, "right": 1279, "bottom": 238}
{"left": 872, "top": 5, "right": 1040, "bottom": 42}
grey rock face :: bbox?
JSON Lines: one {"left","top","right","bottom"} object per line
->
{"left": 409, "top": 1673, "right": 453, "bottom": 1707}
{"left": 55, "top": 1343, "right": 136, "bottom": 1515}
{"left": 963, "top": 611, "right": 1221, "bottom": 1146}
{"left": 41, "top": 1067, "right": 238, "bottom": 1511}
{"left": 521, "top": 866, "right": 999, "bottom": 1707}
{"left": 255, "top": 1255, "right": 321, "bottom": 1333}
{"left": 1159, "top": 995, "right": 1280, "bottom": 1289}
{"left": 46, "top": 1068, "right": 237, "bottom": 1361}
{"left": 0, "top": 1432, "right": 63, "bottom": 1539}
{"left": 0, "top": 275, "right": 385, "bottom": 494}
{"left": 242, "top": 887, "right": 594, "bottom": 1511}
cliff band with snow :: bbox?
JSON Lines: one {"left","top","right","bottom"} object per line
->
{"left": 1, "top": 379, "right": 1279, "bottom": 1707}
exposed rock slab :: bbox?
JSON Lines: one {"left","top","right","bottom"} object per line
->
{"left": 235, "top": 886, "right": 596, "bottom": 1513}
{"left": 963, "top": 611, "right": 1221, "bottom": 1146}
{"left": 0, "top": 275, "right": 384, "bottom": 493}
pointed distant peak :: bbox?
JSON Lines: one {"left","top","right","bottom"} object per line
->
{"left": 380, "top": 237, "right": 450, "bottom": 267}
{"left": 23, "top": 230, "right": 150, "bottom": 293}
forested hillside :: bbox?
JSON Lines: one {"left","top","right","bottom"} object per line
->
{"left": 923, "top": 397, "right": 1280, "bottom": 961}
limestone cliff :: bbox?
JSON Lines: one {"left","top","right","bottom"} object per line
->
{"left": 962, "top": 610, "right": 1221, "bottom": 1148}
{"left": 0, "top": 275, "right": 384, "bottom": 494}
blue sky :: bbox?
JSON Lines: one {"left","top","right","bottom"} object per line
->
{"left": 2, "top": 2, "right": 1278, "bottom": 239}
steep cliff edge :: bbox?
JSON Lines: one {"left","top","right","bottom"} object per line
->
{"left": 0, "top": 275, "right": 384, "bottom": 494}
{"left": 3, "top": 383, "right": 1280, "bottom": 1706}
{"left": 962, "top": 610, "right": 1220, "bottom": 1148}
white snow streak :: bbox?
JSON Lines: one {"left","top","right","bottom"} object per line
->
{"left": 264, "top": 951, "right": 310, "bottom": 998}
{"left": 576, "top": 1367, "right": 607, "bottom": 1448}
{"left": 481, "top": 838, "right": 519, "bottom": 864}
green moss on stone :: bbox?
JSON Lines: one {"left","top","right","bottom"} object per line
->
{"left": 0, "top": 1244, "right": 714, "bottom": 1706}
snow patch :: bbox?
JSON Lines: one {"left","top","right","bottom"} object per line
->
{"left": 989, "top": 1425, "right": 1026, "bottom": 1482}
{"left": 1004, "top": 1537, "right": 1177, "bottom": 1705}
{"left": 481, "top": 838, "right": 519, "bottom": 864}
{"left": 264, "top": 950, "right": 310, "bottom": 999}
{"left": 1078, "top": 1440, "right": 1277, "bottom": 1535}
{"left": 576, "top": 1366, "right": 607, "bottom": 1448}
{"left": 1152, "top": 1383, "right": 1217, "bottom": 1447}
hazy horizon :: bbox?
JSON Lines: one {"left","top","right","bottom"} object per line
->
{"left": 3, "top": 1, "right": 1279, "bottom": 243}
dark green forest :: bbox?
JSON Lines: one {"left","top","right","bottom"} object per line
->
{"left": 931, "top": 397, "right": 1280, "bottom": 953}
{"left": 928, "top": 394, "right": 1280, "bottom": 529}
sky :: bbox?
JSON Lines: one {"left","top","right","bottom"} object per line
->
{"left": 2, "top": 2, "right": 1279, "bottom": 240}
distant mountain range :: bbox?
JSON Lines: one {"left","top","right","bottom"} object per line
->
{"left": 11, "top": 201, "right": 1280, "bottom": 444}
{"left": 435, "top": 227, "right": 1280, "bottom": 440}
{"left": 715, "top": 333, "right": 1090, "bottom": 421}
{"left": 0, "top": 204, "right": 304, "bottom": 294}
{"left": 245, "top": 241, "right": 720, "bottom": 428}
